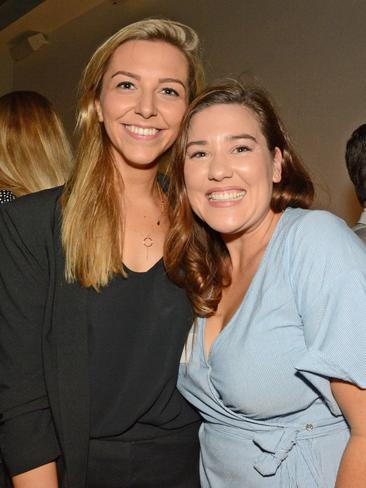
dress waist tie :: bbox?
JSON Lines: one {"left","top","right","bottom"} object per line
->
{"left": 205, "top": 416, "right": 348, "bottom": 477}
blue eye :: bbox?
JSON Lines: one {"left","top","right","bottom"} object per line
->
{"left": 161, "top": 87, "right": 179, "bottom": 97}
{"left": 117, "top": 81, "right": 135, "bottom": 90}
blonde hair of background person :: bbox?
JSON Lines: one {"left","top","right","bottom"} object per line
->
{"left": 61, "top": 18, "right": 205, "bottom": 289}
{"left": 0, "top": 91, "right": 72, "bottom": 196}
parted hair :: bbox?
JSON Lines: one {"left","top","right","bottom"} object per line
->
{"left": 0, "top": 91, "right": 72, "bottom": 196}
{"left": 345, "top": 123, "right": 366, "bottom": 205}
{"left": 61, "top": 18, "right": 205, "bottom": 289}
{"left": 165, "top": 80, "right": 314, "bottom": 317}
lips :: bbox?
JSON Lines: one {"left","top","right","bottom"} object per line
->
{"left": 124, "top": 124, "right": 160, "bottom": 136}
{"left": 207, "top": 190, "right": 246, "bottom": 201}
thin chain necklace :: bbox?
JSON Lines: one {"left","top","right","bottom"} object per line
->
{"left": 143, "top": 182, "right": 166, "bottom": 261}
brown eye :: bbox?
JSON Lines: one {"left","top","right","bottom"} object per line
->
{"left": 161, "top": 87, "right": 179, "bottom": 97}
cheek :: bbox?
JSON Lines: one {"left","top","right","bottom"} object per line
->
{"left": 186, "top": 189, "right": 202, "bottom": 217}
{"left": 184, "top": 166, "right": 201, "bottom": 208}
{"left": 167, "top": 102, "right": 188, "bottom": 128}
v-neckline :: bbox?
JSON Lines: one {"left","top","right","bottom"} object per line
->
{"left": 202, "top": 210, "right": 288, "bottom": 364}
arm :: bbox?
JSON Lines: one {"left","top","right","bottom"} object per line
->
{"left": 0, "top": 199, "right": 61, "bottom": 478}
{"left": 12, "top": 462, "right": 58, "bottom": 488}
{"left": 331, "top": 380, "right": 366, "bottom": 488}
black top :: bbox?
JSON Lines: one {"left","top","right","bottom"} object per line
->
{"left": 89, "top": 259, "right": 200, "bottom": 439}
{"left": 0, "top": 189, "right": 15, "bottom": 204}
{"left": 0, "top": 187, "right": 199, "bottom": 485}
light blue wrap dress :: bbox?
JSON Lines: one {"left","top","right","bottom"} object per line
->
{"left": 178, "top": 208, "right": 366, "bottom": 487}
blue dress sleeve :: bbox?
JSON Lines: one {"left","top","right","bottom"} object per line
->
{"left": 286, "top": 210, "right": 366, "bottom": 415}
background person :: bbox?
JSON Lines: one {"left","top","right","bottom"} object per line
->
{"left": 0, "top": 90, "right": 72, "bottom": 203}
{"left": 165, "top": 81, "right": 366, "bottom": 487}
{"left": 345, "top": 123, "right": 366, "bottom": 244}
{"left": 0, "top": 19, "right": 204, "bottom": 488}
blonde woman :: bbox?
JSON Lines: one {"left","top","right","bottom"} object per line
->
{"left": 0, "top": 19, "right": 204, "bottom": 488}
{"left": 0, "top": 90, "right": 72, "bottom": 202}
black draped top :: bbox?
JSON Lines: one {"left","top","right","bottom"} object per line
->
{"left": 88, "top": 259, "right": 200, "bottom": 439}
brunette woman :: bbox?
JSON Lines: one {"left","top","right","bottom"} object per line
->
{"left": 166, "top": 81, "right": 366, "bottom": 487}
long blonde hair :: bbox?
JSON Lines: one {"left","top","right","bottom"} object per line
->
{"left": 0, "top": 91, "right": 72, "bottom": 196}
{"left": 61, "top": 18, "right": 205, "bottom": 290}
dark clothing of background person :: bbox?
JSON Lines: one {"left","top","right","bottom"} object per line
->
{"left": 0, "top": 190, "right": 15, "bottom": 204}
{"left": 0, "top": 187, "right": 201, "bottom": 487}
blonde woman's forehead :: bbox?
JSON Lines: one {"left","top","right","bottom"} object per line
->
{"left": 104, "top": 39, "right": 189, "bottom": 83}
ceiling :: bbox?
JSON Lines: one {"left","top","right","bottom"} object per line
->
{"left": 0, "top": 0, "right": 46, "bottom": 31}
{"left": 0, "top": 0, "right": 106, "bottom": 47}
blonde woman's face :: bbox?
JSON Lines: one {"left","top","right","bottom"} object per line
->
{"left": 95, "top": 39, "right": 189, "bottom": 170}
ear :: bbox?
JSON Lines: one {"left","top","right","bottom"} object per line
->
{"left": 95, "top": 98, "right": 104, "bottom": 123}
{"left": 272, "top": 147, "right": 282, "bottom": 183}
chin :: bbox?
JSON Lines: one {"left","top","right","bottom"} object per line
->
{"left": 123, "top": 151, "right": 164, "bottom": 168}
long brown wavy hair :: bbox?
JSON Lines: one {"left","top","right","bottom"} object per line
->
{"left": 0, "top": 91, "right": 72, "bottom": 196}
{"left": 61, "top": 18, "right": 205, "bottom": 289}
{"left": 165, "top": 80, "right": 314, "bottom": 317}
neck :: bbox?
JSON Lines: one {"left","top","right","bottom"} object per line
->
{"left": 114, "top": 159, "right": 161, "bottom": 203}
{"left": 223, "top": 210, "right": 282, "bottom": 272}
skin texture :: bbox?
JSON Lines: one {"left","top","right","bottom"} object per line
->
{"left": 331, "top": 379, "right": 366, "bottom": 487}
{"left": 12, "top": 40, "right": 190, "bottom": 486}
{"left": 184, "top": 104, "right": 282, "bottom": 238}
{"left": 184, "top": 103, "right": 366, "bottom": 485}
{"left": 95, "top": 39, "right": 189, "bottom": 171}
{"left": 185, "top": 103, "right": 283, "bottom": 355}
{"left": 12, "top": 463, "right": 58, "bottom": 488}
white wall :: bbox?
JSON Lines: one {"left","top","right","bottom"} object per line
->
{"left": 5, "top": 0, "right": 366, "bottom": 223}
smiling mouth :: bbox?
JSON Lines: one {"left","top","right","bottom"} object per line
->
{"left": 208, "top": 190, "right": 246, "bottom": 201}
{"left": 124, "top": 124, "right": 160, "bottom": 136}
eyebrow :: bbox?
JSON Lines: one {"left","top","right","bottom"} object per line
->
{"left": 111, "top": 71, "right": 186, "bottom": 90}
{"left": 111, "top": 70, "right": 139, "bottom": 80}
{"left": 186, "top": 133, "right": 257, "bottom": 149}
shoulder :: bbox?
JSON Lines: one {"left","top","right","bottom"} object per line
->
{"left": 283, "top": 207, "right": 358, "bottom": 248}
{"left": 0, "top": 186, "right": 63, "bottom": 243}
{"left": 281, "top": 208, "right": 366, "bottom": 274}
{"left": 0, "top": 186, "right": 62, "bottom": 218}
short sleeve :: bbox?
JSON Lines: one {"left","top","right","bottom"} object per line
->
{"left": 0, "top": 202, "right": 60, "bottom": 475}
{"left": 287, "top": 210, "right": 366, "bottom": 415}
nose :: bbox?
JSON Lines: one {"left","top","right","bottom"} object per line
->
{"left": 208, "top": 153, "right": 233, "bottom": 181}
{"left": 135, "top": 89, "right": 157, "bottom": 119}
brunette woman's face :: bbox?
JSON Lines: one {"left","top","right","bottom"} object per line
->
{"left": 95, "top": 39, "right": 189, "bottom": 169}
{"left": 184, "top": 103, "right": 282, "bottom": 237}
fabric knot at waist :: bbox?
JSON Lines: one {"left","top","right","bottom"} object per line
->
{"left": 252, "top": 427, "right": 297, "bottom": 476}
{"left": 205, "top": 416, "right": 347, "bottom": 477}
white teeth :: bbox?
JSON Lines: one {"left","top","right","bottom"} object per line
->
{"left": 208, "top": 191, "right": 246, "bottom": 201}
{"left": 125, "top": 125, "right": 159, "bottom": 136}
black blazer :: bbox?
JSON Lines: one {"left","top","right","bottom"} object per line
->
{"left": 0, "top": 187, "right": 90, "bottom": 487}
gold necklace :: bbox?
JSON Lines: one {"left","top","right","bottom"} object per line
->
{"left": 143, "top": 182, "right": 166, "bottom": 261}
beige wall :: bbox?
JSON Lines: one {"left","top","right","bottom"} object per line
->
{"left": 0, "top": 48, "right": 13, "bottom": 95}
{"left": 3, "top": 0, "right": 366, "bottom": 223}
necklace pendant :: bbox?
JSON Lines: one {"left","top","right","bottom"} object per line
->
{"left": 143, "top": 236, "right": 153, "bottom": 248}
{"left": 143, "top": 236, "right": 153, "bottom": 261}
